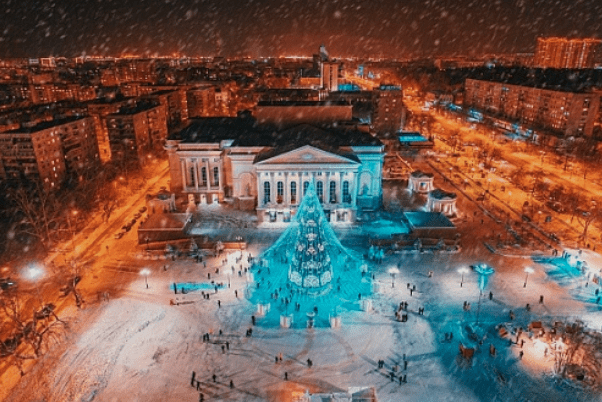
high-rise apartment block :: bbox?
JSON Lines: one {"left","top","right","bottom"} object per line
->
{"left": 106, "top": 102, "right": 168, "bottom": 163}
{"left": 320, "top": 62, "right": 339, "bottom": 92}
{"left": 0, "top": 117, "right": 98, "bottom": 190}
{"left": 534, "top": 37, "right": 601, "bottom": 69}
{"left": 187, "top": 86, "right": 216, "bottom": 118}
{"left": 87, "top": 97, "right": 136, "bottom": 162}
{"left": 464, "top": 78, "right": 600, "bottom": 137}
{"left": 371, "top": 84, "right": 404, "bottom": 135}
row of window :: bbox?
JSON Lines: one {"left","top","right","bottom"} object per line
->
{"left": 264, "top": 180, "right": 351, "bottom": 205}
{"left": 187, "top": 166, "right": 219, "bottom": 187}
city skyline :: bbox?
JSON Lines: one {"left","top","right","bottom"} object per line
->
{"left": 1, "top": 0, "right": 602, "bottom": 59}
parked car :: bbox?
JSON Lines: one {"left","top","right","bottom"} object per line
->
{"left": 114, "top": 232, "right": 125, "bottom": 239}
{"left": 546, "top": 201, "right": 566, "bottom": 213}
{"left": 0, "top": 277, "right": 16, "bottom": 291}
{"left": 34, "top": 303, "right": 56, "bottom": 320}
{"left": 139, "top": 206, "right": 147, "bottom": 213}
{"left": 134, "top": 212, "right": 142, "bottom": 219}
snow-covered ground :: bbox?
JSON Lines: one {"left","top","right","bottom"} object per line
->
{"left": 5, "top": 224, "right": 602, "bottom": 401}
{"left": 4, "top": 169, "right": 602, "bottom": 401}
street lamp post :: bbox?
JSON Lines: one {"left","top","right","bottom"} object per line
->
{"left": 140, "top": 268, "right": 151, "bottom": 289}
{"left": 458, "top": 267, "right": 468, "bottom": 287}
{"left": 388, "top": 267, "right": 400, "bottom": 288}
{"left": 524, "top": 267, "right": 534, "bottom": 288}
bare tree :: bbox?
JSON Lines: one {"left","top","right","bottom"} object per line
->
{"left": 7, "top": 183, "right": 63, "bottom": 251}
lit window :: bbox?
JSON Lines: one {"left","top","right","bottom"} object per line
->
{"left": 290, "top": 182, "right": 297, "bottom": 204}
{"left": 277, "top": 181, "right": 284, "bottom": 204}
{"left": 264, "top": 181, "right": 271, "bottom": 204}
{"left": 316, "top": 181, "right": 323, "bottom": 202}
{"left": 329, "top": 181, "right": 336, "bottom": 203}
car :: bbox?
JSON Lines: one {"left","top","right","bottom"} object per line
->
{"left": 139, "top": 206, "right": 147, "bottom": 213}
{"left": 34, "top": 303, "right": 56, "bottom": 320}
{"left": 114, "top": 232, "right": 124, "bottom": 239}
{"left": 0, "top": 277, "right": 16, "bottom": 291}
{"left": 546, "top": 201, "right": 566, "bottom": 213}
{"left": 134, "top": 212, "right": 142, "bottom": 219}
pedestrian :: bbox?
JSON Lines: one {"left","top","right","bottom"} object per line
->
{"left": 222, "top": 345, "right": 225, "bottom": 353}
{"left": 229, "top": 380, "right": 234, "bottom": 389}
{"left": 196, "top": 380, "right": 200, "bottom": 391}
{"left": 191, "top": 371, "right": 197, "bottom": 387}
{"left": 390, "top": 371, "right": 395, "bottom": 381}
{"left": 449, "top": 332, "right": 453, "bottom": 341}
{"left": 275, "top": 356, "right": 279, "bottom": 363}
{"left": 521, "top": 339, "right": 525, "bottom": 348}
{"left": 173, "top": 283, "right": 178, "bottom": 294}
{"left": 539, "top": 295, "right": 544, "bottom": 304}
{"left": 399, "top": 375, "right": 403, "bottom": 385}
{"left": 410, "top": 289, "right": 413, "bottom": 296}
{"left": 597, "top": 296, "right": 601, "bottom": 304}
{"left": 404, "top": 360, "right": 408, "bottom": 370}
{"left": 596, "top": 289, "right": 600, "bottom": 296}
{"left": 199, "top": 393, "right": 204, "bottom": 402}
{"left": 208, "top": 273, "right": 211, "bottom": 280}
{"left": 403, "top": 374, "right": 407, "bottom": 383}
{"left": 284, "top": 372, "right": 288, "bottom": 380}
{"left": 526, "top": 303, "right": 531, "bottom": 312}
{"left": 544, "top": 347, "right": 548, "bottom": 356}
{"left": 279, "top": 352, "right": 283, "bottom": 362}
{"left": 212, "top": 374, "right": 217, "bottom": 382}
{"left": 218, "top": 300, "right": 221, "bottom": 308}
{"left": 519, "top": 351, "right": 524, "bottom": 359}
{"left": 226, "top": 341, "right": 229, "bottom": 350}
{"left": 489, "top": 291, "right": 493, "bottom": 300}
{"left": 235, "top": 290, "right": 238, "bottom": 298}
{"left": 252, "top": 315, "right": 256, "bottom": 325}
{"left": 407, "top": 283, "right": 410, "bottom": 289}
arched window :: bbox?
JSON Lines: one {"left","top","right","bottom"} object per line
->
{"left": 343, "top": 181, "right": 351, "bottom": 203}
{"left": 188, "top": 166, "right": 195, "bottom": 187}
{"left": 329, "top": 181, "right": 336, "bottom": 203}
{"left": 290, "top": 182, "right": 297, "bottom": 204}
{"left": 277, "top": 181, "right": 284, "bottom": 204}
{"left": 213, "top": 167, "right": 219, "bottom": 186}
{"left": 316, "top": 181, "right": 323, "bottom": 202}
{"left": 263, "top": 181, "right": 270, "bottom": 204}
{"left": 303, "top": 181, "right": 309, "bottom": 196}
{"left": 201, "top": 167, "right": 207, "bottom": 186}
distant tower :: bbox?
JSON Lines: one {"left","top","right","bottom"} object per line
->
{"left": 534, "top": 37, "right": 601, "bottom": 69}
{"left": 320, "top": 61, "right": 339, "bottom": 92}
{"left": 214, "top": 32, "right": 223, "bottom": 57}
{"left": 319, "top": 44, "right": 329, "bottom": 61}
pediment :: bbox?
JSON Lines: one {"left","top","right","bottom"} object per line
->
{"left": 255, "top": 145, "right": 359, "bottom": 165}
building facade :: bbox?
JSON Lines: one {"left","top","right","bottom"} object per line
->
{"left": 106, "top": 101, "right": 168, "bottom": 163}
{"left": 0, "top": 117, "right": 97, "bottom": 190}
{"left": 372, "top": 84, "right": 404, "bottom": 135}
{"left": 464, "top": 78, "right": 600, "bottom": 137}
{"left": 320, "top": 62, "right": 339, "bottom": 92}
{"left": 165, "top": 118, "right": 384, "bottom": 224}
{"left": 534, "top": 37, "right": 601, "bottom": 69}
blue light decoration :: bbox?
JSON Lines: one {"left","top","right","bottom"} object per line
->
{"left": 248, "top": 182, "right": 372, "bottom": 328}
{"left": 473, "top": 263, "right": 495, "bottom": 291}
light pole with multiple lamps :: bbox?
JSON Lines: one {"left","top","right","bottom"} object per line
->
{"left": 388, "top": 267, "right": 400, "bottom": 288}
{"left": 458, "top": 267, "right": 468, "bottom": 287}
{"left": 140, "top": 268, "right": 151, "bottom": 289}
{"left": 524, "top": 267, "right": 534, "bottom": 288}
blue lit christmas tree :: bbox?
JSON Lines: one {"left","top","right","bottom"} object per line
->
{"left": 248, "top": 182, "right": 372, "bottom": 328}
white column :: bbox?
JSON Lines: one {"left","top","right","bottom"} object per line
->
{"left": 284, "top": 172, "right": 289, "bottom": 206}
{"left": 338, "top": 171, "right": 343, "bottom": 204}
{"left": 180, "top": 159, "right": 187, "bottom": 190}
{"left": 257, "top": 171, "right": 263, "bottom": 206}
{"left": 193, "top": 160, "right": 199, "bottom": 191}
{"left": 351, "top": 171, "right": 358, "bottom": 207}
{"left": 205, "top": 160, "right": 210, "bottom": 191}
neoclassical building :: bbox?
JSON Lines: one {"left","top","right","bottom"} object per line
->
{"left": 165, "top": 117, "right": 384, "bottom": 224}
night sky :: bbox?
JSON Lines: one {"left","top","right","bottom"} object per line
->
{"left": 1, "top": 0, "right": 601, "bottom": 58}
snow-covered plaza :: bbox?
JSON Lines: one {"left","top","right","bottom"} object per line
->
{"left": 4, "top": 182, "right": 602, "bottom": 402}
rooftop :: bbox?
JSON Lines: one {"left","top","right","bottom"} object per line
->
{"left": 5, "top": 116, "right": 87, "bottom": 134}
{"left": 404, "top": 211, "right": 456, "bottom": 229}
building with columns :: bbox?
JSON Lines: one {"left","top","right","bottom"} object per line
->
{"left": 165, "top": 117, "right": 384, "bottom": 224}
